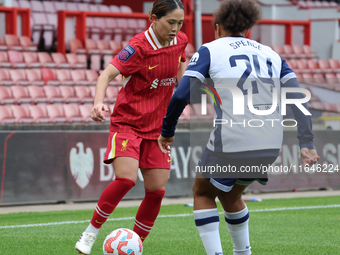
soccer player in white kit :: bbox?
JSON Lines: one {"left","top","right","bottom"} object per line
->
{"left": 158, "top": 0, "right": 320, "bottom": 254}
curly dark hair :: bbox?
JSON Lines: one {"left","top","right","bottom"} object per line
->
{"left": 214, "top": 0, "right": 262, "bottom": 33}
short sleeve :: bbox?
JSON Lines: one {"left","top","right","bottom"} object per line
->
{"left": 183, "top": 46, "right": 211, "bottom": 82}
{"left": 111, "top": 43, "right": 142, "bottom": 77}
{"left": 280, "top": 58, "right": 296, "bottom": 84}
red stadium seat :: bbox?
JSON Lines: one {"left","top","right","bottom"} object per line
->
{"left": 41, "top": 68, "right": 59, "bottom": 86}
{"left": 10, "top": 105, "right": 34, "bottom": 123}
{"left": 25, "top": 69, "right": 44, "bottom": 86}
{"left": 22, "top": 52, "right": 41, "bottom": 68}
{"left": 84, "top": 38, "right": 102, "bottom": 70}
{"left": 18, "top": 36, "right": 38, "bottom": 52}
{"left": 302, "top": 45, "right": 317, "bottom": 59}
{"left": 7, "top": 50, "right": 26, "bottom": 68}
{"left": 282, "top": 45, "right": 296, "bottom": 59}
{"left": 69, "top": 38, "right": 87, "bottom": 55}
{"left": 328, "top": 59, "right": 340, "bottom": 73}
{"left": 317, "top": 59, "right": 332, "bottom": 74}
{"left": 0, "top": 105, "right": 16, "bottom": 124}
{"left": 0, "top": 51, "right": 11, "bottom": 68}
{"left": 51, "top": 52, "right": 71, "bottom": 69}
{"left": 292, "top": 45, "right": 307, "bottom": 59}
{"left": 65, "top": 53, "right": 87, "bottom": 69}
{"left": 105, "top": 86, "right": 118, "bottom": 103}
{"left": 79, "top": 104, "right": 93, "bottom": 123}
{"left": 9, "top": 69, "right": 29, "bottom": 86}
{"left": 307, "top": 59, "right": 322, "bottom": 74}
{"left": 295, "top": 59, "right": 310, "bottom": 74}
{"left": 62, "top": 104, "right": 83, "bottom": 123}
{"left": 4, "top": 34, "right": 23, "bottom": 51}
{"left": 85, "top": 69, "right": 99, "bottom": 86}
{"left": 73, "top": 86, "right": 93, "bottom": 104}
{"left": 324, "top": 73, "right": 338, "bottom": 90}
{"left": 0, "top": 87, "right": 15, "bottom": 105}
{"left": 37, "top": 52, "right": 56, "bottom": 68}
{"left": 26, "top": 105, "right": 50, "bottom": 123}
{"left": 10, "top": 85, "right": 32, "bottom": 104}
{"left": 43, "top": 86, "right": 64, "bottom": 104}
{"left": 71, "top": 69, "right": 90, "bottom": 86}
{"left": 272, "top": 45, "right": 285, "bottom": 58}
{"left": 56, "top": 69, "right": 74, "bottom": 86}
{"left": 0, "top": 69, "right": 13, "bottom": 86}
{"left": 46, "top": 104, "right": 67, "bottom": 123}
{"left": 109, "top": 40, "right": 123, "bottom": 54}
{"left": 27, "top": 85, "right": 48, "bottom": 104}
{"left": 58, "top": 86, "right": 79, "bottom": 104}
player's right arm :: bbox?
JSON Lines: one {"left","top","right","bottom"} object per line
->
{"left": 91, "top": 64, "right": 121, "bottom": 122}
{"left": 280, "top": 58, "right": 319, "bottom": 165}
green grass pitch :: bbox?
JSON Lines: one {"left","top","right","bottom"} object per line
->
{"left": 0, "top": 196, "right": 339, "bottom": 254}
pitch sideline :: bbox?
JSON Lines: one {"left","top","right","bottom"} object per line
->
{"left": 1, "top": 204, "right": 339, "bottom": 230}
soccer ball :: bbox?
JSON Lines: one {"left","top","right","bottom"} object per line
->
{"left": 103, "top": 228, "right": 143, "bottom": 255}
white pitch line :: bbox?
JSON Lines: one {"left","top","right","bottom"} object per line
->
{"left": 1, "top": 204, "right": 339, "bottom": 230}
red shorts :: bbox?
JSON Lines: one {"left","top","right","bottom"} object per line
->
{"left": 104, "top": 132, "right": 171, "bottom": 169}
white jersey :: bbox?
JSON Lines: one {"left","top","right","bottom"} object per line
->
{"left": 183, "top": 36, "right": 296, "bottom": 153}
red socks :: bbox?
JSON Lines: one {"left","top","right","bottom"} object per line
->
{"left": 90, "top": 177, "right": 135, "bottom": 228}
{"left": 133, "top": 190, "right": 165, "bottom": 242}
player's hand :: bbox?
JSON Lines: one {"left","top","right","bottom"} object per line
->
{"left": 158, "top": 135, "right": 175, "bottom": 154}
{"left": 91, "top": 103, "right": 109, "bottom": 122}
{"left": 300, "top": 148, "right": 319, "bottom": 166}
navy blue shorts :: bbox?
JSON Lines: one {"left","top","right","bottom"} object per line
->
{"left": 197, "top": 148, "right": 277, "bottom": 192}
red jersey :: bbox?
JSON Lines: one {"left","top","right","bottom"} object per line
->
{"left": 110, "top": 25, "right": 188, "bottom": 140}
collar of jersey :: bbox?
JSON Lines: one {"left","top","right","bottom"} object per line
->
{"left": 145, "top": 24, "right": 177, "bottom": 50}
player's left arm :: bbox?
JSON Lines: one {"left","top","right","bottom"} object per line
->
{"left": 280, "top": 58, "right": 320, "bottom": 166}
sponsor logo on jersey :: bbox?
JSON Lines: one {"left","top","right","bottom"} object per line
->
{"left": 150, "top": 77, "right": 176, "bottom": 89}
{"left": 150, "top": 78, "right": 159, "bottom": 89}
{"left": 121, "top": 139, "right": 129, "bottom": 151}
{"left": 118, "top": 45, "right": 136, "bottom": 61}
{"left": 188, "top": 52, "right": 199, "bottom": 66}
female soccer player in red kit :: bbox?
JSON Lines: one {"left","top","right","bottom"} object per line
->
{"left": 75, "top": 0, "right": 187, "bottom": 254}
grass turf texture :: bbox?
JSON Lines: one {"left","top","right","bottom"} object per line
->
{"left": 0, "top": 196, "right": 339, "bottom": 255}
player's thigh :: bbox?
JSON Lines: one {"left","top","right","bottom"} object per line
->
{"left": 217, "top": 183, "right": 248, "bottom": 211}
{"left": 193, "top": 172, "right": 220, "bottom": 199}
{"left": 140, "top": 168, "right": 169, "bottom": 190}
{"left": 113, "top": 156, "right": 139, "bottom": 183}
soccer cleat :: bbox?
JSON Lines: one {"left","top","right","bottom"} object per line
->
{"left": 75, "top": 232, "right": 97, "bottom": 255}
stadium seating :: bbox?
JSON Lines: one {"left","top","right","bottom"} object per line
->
{"left": 0, "top": 105, "right": 16, "bottom": 124}
{"left": 45, "top": 104, "right": 67, "bottom": 123}
{"left": 65, "top": 53, "right": 87, "bottom": 69}
{"left": 7, "top": 50, "right": 26, "bottom": 68}
{"left": 62, "top": 103, "right": 83, "bottom": 123}
{"left": 25, "top": 69, "right": 45, "bottom": 86}
{"left": 0, "top": 87, "right": 15, "bottom": 105}
{"left": 51, "top": 53, "right": 71, "bottom": 69}
{"left": 4, "top": 34, "right": 23, "bottom": 51}
{"left": 0, "top": 69, "right": 13, "bottom": 86}
{"left": 56, "top": 69, "right": 74, "bottom": 86}
{"left": 0, "top": 52, "right": 11, "bottom": 68}
{"left": 37, "top": 52, "right": 57, "bottom": 69}
{"left": 70, "top": 69, "right": 90, "bottom": 86}
{"left": 73, "top": 86, "right": 93, "bottom": 103}
{"left": 10, "top": 85, "right": 32, "bottom": 104}
{"left": 43, "top": 86, "right": 64, "bottom": 104}
{"left": 78, "top": 103, "right": 93, "bottom": 123}
{"left": 41, "top": 68, "right": 59, "bottom": 86}
{"left": 26, "top": 104, "right": 50, "bottom": 123}
{"left": 22, "top": 52, "right": 41, "bottom": 68}
{"left": 27, "top": 85, "right": 48, "bottom": 104}
{"left": 18, "top": 36, "right": 38, "bottom": 52}
{"left": 58, "top": 86, "right": 79, "bottom": 104}
{"left": 9, "top": 69, "right": 29, "bottom": 86}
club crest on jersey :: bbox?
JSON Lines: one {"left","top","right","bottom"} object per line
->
{"left": 189, "top": 52, "right": 199, "bottom": 66}
{"left": 118, "top": 45, "right": 136, "bottom": 61}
